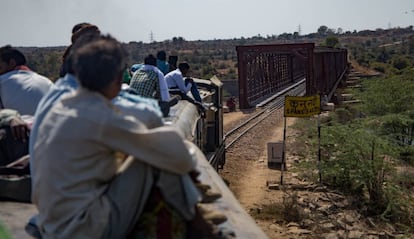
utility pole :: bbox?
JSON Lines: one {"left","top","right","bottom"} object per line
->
{"left": 149, "top": 31, "right": 154, "bottom": 43}
{"left": 298, "top": 25, "right": 302, "bottom": 36}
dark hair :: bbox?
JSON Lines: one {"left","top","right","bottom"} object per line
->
{"left": 71, "top": 22, "right": 92, "bottom": 34}
{"left": 60, "top": 23, "right": 101, "bottom": 76}
{"left": 168, "top": 55, "right": 178, "bottom": 65}
{"left": 73, "top": 35, "right": 127, "bottom": 92}
{"left": 168, "top": 55, "right": 178, "bottom": 71}
{"left": 63, "top": 33, "right": 104, "bottom": 74}
{"left": 71, "top": 25, "right": 100, "bottom": 43}
{"left": 144, "top": 54, "right": 157, "bottom": 66}
{"left": 156, "top": 50, "right": 167, "bottom": 61}
{"left": 178, "top": 62, "right": 190, "bottom": 71}
{"left": 0, "top": 45, "right": 27, "bottom": 66}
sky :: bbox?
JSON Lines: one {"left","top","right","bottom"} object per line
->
{"left": 1, "top": 0, "right": 414, "bottom": 47}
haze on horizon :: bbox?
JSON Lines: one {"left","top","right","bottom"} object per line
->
{"left": 1, "top": 0, "right": 413, "bottom": 47}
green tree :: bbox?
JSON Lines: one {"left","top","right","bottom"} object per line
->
{"left": 376, "top": 47, "right": 390, "bottom": 63}
{"left": 317, "top": 25, "right": 328, "bottom": 35}
{"left": 380, "top": 114, "right": 414, "bottom": 146}
{"left": 408, "top": 36, "right": 414, "bottom": 54}
{"left": 355, "top": 70, "right": 414, "bottom": 160}
{"left": 324, "top": 36, "right": 340, "bottom": 47}
{"left": 358, "top": 74, "right": 414, "bottom": 115}
{"left": 391, "top": 55, "right": 411, "bottom": 70}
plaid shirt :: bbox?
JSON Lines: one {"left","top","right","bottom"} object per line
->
{"left": 129, "top": 69, "right": 160, "bottom": 99}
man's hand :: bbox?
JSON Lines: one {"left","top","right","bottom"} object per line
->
{"left": 9, "top": 117, "right": 30, "bottom": 141}
{"left": 185, "top": 77, "right": 194, "bottom": 84}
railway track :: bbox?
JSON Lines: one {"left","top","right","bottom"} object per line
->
{"left": 224, "top": 79, "right": 306, "bottom": 150}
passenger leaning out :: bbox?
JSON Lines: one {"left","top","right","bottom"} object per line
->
{"left": 165, "top": 62, "right": 207, "bottom": 111}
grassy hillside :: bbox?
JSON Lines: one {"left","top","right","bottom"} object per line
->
{"left": 15, "top": 26, "right": 414, "bottom": 81}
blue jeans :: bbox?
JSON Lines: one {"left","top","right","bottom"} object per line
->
{"left": 185, "top": 80, "right": 202, "bottom": 103}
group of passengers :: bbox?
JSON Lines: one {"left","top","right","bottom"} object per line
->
{"left": 126, "top": 50, "right": 206, "bottom": 115}
{"left": 0, "top": 23, "right": 227, "bottom": 238}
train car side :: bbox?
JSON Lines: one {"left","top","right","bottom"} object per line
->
{"left": 164, "top": 77, "right": 226, "bottom": 170}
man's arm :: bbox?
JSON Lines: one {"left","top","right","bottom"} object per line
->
{"left": 0, "top": 109, "right": 20, "bottom": 128}
{"left": 101, "top": 113, "right": 196, "bottom": 175}
{"left": 158, "top": 74, "right": 170, "bottom": 102}
{"left": 0, "top": 109, "right": 30, "bottom": 141}
{"left": 149, "top": 65, "right": 170, "bottom": 102}
{"left": 173, "top": 73, "right": 192, "bottom": 94}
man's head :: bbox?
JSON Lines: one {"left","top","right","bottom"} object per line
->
{"left": 0, "top": 45, "right": 27, "bottom": 75}
{"left": 144, "top": 54, "right": 157, "bottom": 66}
{"left": 73, "top": 35, "right": 127, "bottom": 99}
{"left": 71, "top": 23, "right": 100, "bottom": 44}
{"left": 178, "top": 62, "right": 190, "bottom": 76}
{"left": 60, "top": 23, "right": 100, "bottom": 77}
{"left": 156, "top": 51, "right": 167, "bottom": 61}
{"left": 64, "top": 32, "right": 103, "bottom": 75}
{"left": 71, "top": 22, "right": 93, "bottom": 34}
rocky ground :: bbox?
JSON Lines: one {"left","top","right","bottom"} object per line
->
{"left": 221, "top": 110, "right": 412, "bottom": 239}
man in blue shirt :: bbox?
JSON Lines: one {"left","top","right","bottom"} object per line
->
{"left": 156, "top": 50, "right": 169, "bottom": 75}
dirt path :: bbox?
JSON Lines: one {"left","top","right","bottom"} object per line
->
{"left": 222, "top": 110, "right": 295, "bottom": 238}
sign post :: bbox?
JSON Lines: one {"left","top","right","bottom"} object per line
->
{"left": 282, "top": 95, "right": 321, "bottom": 185}
{"left": 317, "top": 114, "right": 321, "bottom": 184}
{"left": 281, "top": 117, "right": 287, "bottom": 185}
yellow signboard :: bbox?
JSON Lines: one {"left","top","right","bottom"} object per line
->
{"left": 284, "top": 95, "right": 321, "bottom": 117}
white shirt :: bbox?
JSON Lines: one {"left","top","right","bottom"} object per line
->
{"left": 165, "top": 68, "right": 192, "bottom": 94}
{"left": 32, "top": 88, "right": 195, "bottom": 238}
{"left": 0, "top": 70, "right": 53, "bottom": 115}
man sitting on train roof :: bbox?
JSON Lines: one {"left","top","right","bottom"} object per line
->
{"left": 30, "top": 33, "right": 226, "bottom": 239}
{"left": 0, "top": 46, "right": 52, "bottom": 202}
{"left": 0, "top": 45, "right": 53, "bottom": 116}
{"left": 165, "top": 62, "right": 205, "bottom": 106}
{"left": 129, "top": 54, "right": 170, "bottom": 101}
{"left": 128, "top": 54, "right": 178, "bottom": 116}
{"left": 27, "top": 24, "right": 164, "bottom": 234}
{"left": 31, "top": 34, "right": 198, "bottom": 238}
